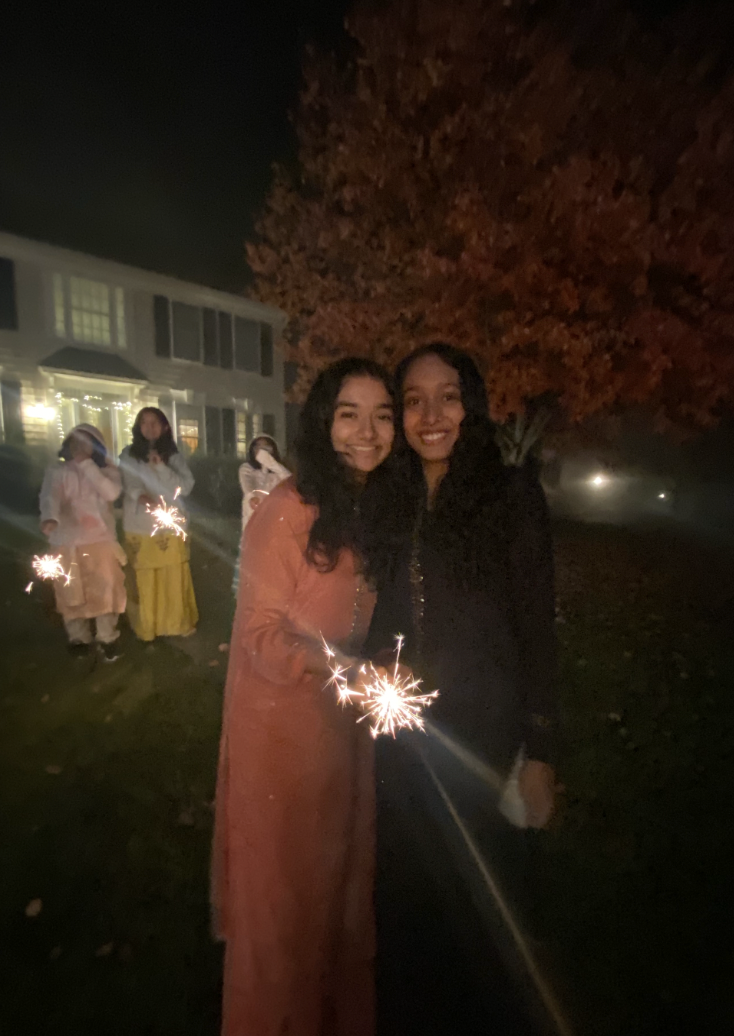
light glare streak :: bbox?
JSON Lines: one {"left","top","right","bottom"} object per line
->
{"left": 421, "top": 752, "right": 574, "bottom": 1036}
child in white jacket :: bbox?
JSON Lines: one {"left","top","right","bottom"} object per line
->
{"left": 232, "top": 435, "right": 290, "bottom": 594}
{"left": 39, "top": 423, "right": 126, "bottom": 661}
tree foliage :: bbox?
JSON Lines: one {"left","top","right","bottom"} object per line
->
{"left": 247, "top": 0, "right": 734, "bottom": 434}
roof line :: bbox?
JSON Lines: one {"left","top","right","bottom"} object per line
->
{"left": 0, "top": 230, "right": 287, "bottom": 328}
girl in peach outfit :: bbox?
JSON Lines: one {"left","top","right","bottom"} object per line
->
{"left": 212, "top": 358, "right": 396, "bottom": 1036}
{"left": 39, "top": 423, "right": 126, "bottom": 661}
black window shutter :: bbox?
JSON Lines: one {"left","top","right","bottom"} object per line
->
{"left": 153, "top": 296, "right": 171, "bottom": 357}
{"left": 260, "top": 323, "right": 274, "bottom": 377}
{"left": 219, "top": 313, "right": 233, "bottom": 369}
{"left": 262, "top": 413, "right": 276, "bottom": 438}
{"left": 222, "top": 408, "right": 236, "bottom": 454}
{"left": 0, "top": 259, "right": 18, "bottom": 331}
{"left": 205, "top": 406, "right": 222, "bottom": 455}
{"left": 0, "top": 379, "right": 24, "bottom": 443}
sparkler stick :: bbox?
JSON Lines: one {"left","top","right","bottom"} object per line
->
{"left": 322, "top": 634, "right": 438, "bottom": 738}
{"left": 147, "top": 491, "right": 187, "bottom": 539}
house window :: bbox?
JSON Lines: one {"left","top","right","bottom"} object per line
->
{"left": 178, "top": 418, "right": 200, "bottom": 454}
{"left": 0, "top": 259, "right": 18, "bottom": 331}
{"left": 153, "top": 295, "right": 171, "bottom": 357}
{"left": 203, "top": 308, "right": 218, "bottom": 366}
{"left": 219, "top": 312, "right": 233, "bottom": 369}
{"left": 260, "top": 323, "right": 274, "bottom": 377}
{"left": 70, "top": 277, "right": 112, "bottom": 345}
{"left": 234, "top": 317, "right": 260, "bottom": 372}
{"left": 236, "top": 411, "right": 248, "bottom": 457}
{"left": 53, "top": 274, "right": 125, "bottom": 348}
{"left": 172, "top": 301, "right": 201, "bottom": 362}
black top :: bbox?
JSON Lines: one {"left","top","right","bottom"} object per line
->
{"left": 364, "top": 466, "right": 558, "bottom": 775}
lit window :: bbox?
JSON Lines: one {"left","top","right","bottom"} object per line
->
{"left": 53, "top": 274, "right": 66, "bottom": 336}
{"left": 178, "top": 419, "right": 199, "bottom": 454}
{"left": 251, "top": 413, "right": 263, "bottom": 437}
{"left": 70, "top": 277, "right": 111, "bottom": 345}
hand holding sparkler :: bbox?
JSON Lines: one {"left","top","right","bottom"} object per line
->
{"left": 322, "top": 634, "right": 438, "bottom": 738}
{"left": 26, "top": 553, "right": 73, "bottom": 594}
{"left": 146, "top": 487, "right": 187, "bottom": 539}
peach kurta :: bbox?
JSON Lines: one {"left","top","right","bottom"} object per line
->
{"left": 212, "top": 480, "right": 376, "bottom": 1036}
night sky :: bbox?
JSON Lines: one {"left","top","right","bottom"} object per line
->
{"left": 0, "top": 0, "right": 716, "bottom": 294}
{"left": 1, "top": 0, "right": 350, "bottom": 292}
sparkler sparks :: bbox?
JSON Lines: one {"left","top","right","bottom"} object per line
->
{"left": 323, "top": 634, "right": 438, "bottom": 737}
{"left": 31, "top": 554, "right": 73, "bottom": 585}
{"left": 147, "top": 492, "right": 187, "bottom": 539}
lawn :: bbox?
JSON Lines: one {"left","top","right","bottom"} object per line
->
{"left": 540, "top": 521, "right": 734, "bottom": 1035}
{"left": 0, "top": 512, "right": 732, "bottom": 1035}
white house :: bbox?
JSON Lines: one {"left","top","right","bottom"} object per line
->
{"left": 0, "top": 231, "right": 287, "bottom": 459}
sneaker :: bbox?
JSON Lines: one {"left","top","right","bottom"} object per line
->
{"left": 100, "top": 642, "right": 122, "bottom": 663}
{"left": 68, "top": 642, "right": 91, "bottom": 658}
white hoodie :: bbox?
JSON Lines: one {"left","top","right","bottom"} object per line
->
{"left": 119, "top": 445, "right": 195, "bottom": 536}
{"left": 39, "top": 459, "right": 121, "bottom": 548}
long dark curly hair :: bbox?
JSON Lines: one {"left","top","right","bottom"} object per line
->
{"left": 129, "top": 407, "right": 178, "bottom": 463}
{"left": 391, "top": 343, "right": 512, "bottom": 589}
{"left": 295, "top": 357, "right": 402, "bottom": 575}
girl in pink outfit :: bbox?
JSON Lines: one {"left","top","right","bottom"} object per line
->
{"left": 39, "top": 423, "right": 126, "bottom": 661}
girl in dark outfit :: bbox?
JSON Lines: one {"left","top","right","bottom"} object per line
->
{"left": 365, "top": 344, "right": 557, "bottom": 911}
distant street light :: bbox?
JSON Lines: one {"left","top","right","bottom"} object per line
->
{"left": 589, "top": 473, "right": 609, "bottom": 488}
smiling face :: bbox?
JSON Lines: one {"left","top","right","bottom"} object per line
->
{"left": 330, "top": 375, "right": 394, "bottom": 479}
{"left": 402, "top": 353, "right": 466, "bottom": 468}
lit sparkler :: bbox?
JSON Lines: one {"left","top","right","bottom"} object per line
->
{"left": 323, "top": 634, "right": 438, "bottom": 738}
{"left": 147, "top": 491, "right": 187, "bottom": 539}
{"left": 31, "top": 554, "right": 73, "bottom": 585}
{"left": 321, "top": 636, "right": 364, "bottom": 706}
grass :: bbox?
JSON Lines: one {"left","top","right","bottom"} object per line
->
{"left": 0, "top": 513, "right": 732, "bottom": 1035}
{"left": 0, "top": 517, "right": 228, "bottom": 1035}
{"left": 539, "top": 521, "right": 734, "bottom": 1035}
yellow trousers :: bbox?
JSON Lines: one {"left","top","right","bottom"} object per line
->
{"left": 124, "top": 532, "right": 198, "bottom": 641}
